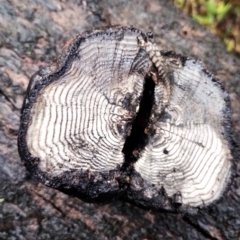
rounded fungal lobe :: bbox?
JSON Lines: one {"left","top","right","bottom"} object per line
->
{"left": 18, "top": 26, "right": 233, "bottom": 211}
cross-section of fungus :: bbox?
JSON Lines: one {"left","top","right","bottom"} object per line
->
{"left": 18, "top": 26, "right": 233, "bottom": 212}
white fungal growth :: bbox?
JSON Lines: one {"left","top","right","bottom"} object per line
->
{"left": 18, "top": 26, "right": 233, "bottom": 211}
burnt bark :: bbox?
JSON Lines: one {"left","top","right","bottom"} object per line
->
{"left": 0, "top": 0, "right": 239, "bottom": 239}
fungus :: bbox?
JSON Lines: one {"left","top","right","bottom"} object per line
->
{"left": 18, "top": 26, "right": 233, "bottom": 212}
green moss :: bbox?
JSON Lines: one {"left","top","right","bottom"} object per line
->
{"left": 174, "top": 0, "right": 240, "bottom": 55}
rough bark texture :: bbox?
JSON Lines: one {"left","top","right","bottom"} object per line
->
{"left": 0, "top": 0, "right": 239, "bottom": 239}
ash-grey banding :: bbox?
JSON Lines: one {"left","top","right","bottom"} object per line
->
{"left": 134, "top": 58, "right": 232, "bottom": 206}
{"left": 26, "top": 30, "right": 152, "bottom": 175}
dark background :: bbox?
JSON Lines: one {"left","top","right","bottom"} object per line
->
{"left": 0, "top": 0, "right": 240, "bottom": 239}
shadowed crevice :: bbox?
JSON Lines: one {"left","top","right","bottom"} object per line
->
{"left": 121, "top": 74, "right": 155, "bottom": 171}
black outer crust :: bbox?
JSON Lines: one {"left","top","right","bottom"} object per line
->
{"left": 18, "top": 27, "right": 236, "bottom": 212}
{"left": 18, "top": 26, "right": 147, "bottom": 203}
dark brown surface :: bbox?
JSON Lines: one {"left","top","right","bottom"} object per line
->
{"left": 0, "top": 0, "right": 240, "bottom": 239}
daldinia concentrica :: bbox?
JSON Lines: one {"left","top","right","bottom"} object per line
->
{"left": 18, "top": 26, "right": 234, "bottom": 212}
